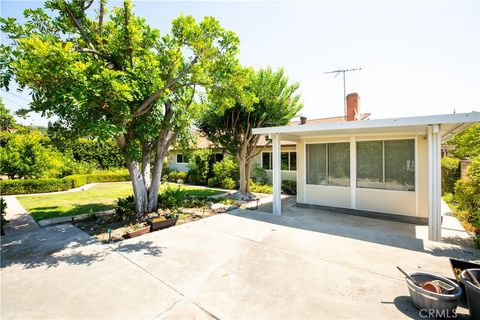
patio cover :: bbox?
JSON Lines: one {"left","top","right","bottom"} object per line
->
{"left": 252, "top": 112, "right": 480, "bottom": 241}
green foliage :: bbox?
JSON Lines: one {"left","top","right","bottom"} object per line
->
{"left": 0, "top": 170, "right": 130, "bottom": 195}
{"left": 447, "top": 157, "right": 480, "bottom": 247}
{"left": 1, "top": 197, "right": 7, "bottom": 226}
{"left": 167, "top": 171, "right": 188, "bottom": 183}
{"left": 221, "top": 177, "right": 236, "bottom": 190}
{"left": 207, "top": 177, "right": 218, "bottom": 188}
{"left": 158, "top": 186, "right": 185, "bottom": 211}
{"left": 187, "top": 149, "right": 213, "bottom": 185}
{"left": 448, "top": 123, "right": 480, "bottom": 159}
{"left": 249, "top": 180, "right": 273, "bottom": 194}
{"left": 0, "top": 0, "right": 242, "bottom": 213}
{"left": 72, "top": 139, "right": 125, "bottom": 169}
{"left": 282, "top": 180, "right": 297, "bottom": 195}
{"left": 198, "top": 67, "right": 302, "bottom": 193}
{"left": 66, "top": 170, "right": 130, "bottom": 188}
{"left": 251, "top": 165, "right": 269, "bottom": 185}
{"left": 212, "top": 156, "right": 239, "bottom": 182}
{"left": 114, "top": 195, "right": 136, "bottom": 223}
{"left": 441, "top": 157, "right": 460, "bottom": 194}
{"left": 0, "top": 178, "right": 73, "bottom": 195}
{"left": 0, "top": 131, "right": 66, "bottom": 179}
{"left": 0, "top": 98, "right": 16, "bottom": 131}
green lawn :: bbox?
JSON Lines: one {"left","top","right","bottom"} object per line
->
{"left": 17, "top": 182, "right": 223, "bottom": 221}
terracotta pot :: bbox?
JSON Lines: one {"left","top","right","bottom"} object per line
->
{"left": 147, "top": 217, "right": 178, "bottom": 231}
{"left": 126, "top": 225, "right": 150, "bottom": 238}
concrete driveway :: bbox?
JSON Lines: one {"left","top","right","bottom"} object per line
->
{"left": 2, "top": 205, "right": 479, "bottom": 319}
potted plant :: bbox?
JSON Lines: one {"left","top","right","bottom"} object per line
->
{"left": 147, "top": 213, "right": 178, "bottom": 231}
{"left": 125, "top": 222, "right": 150, "bottom": 238}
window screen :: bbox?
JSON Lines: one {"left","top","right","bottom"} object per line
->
{"left": 307, "top": 144, "right": 327, "bottom": 185}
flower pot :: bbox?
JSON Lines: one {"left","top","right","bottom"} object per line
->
{"left": 147, "top": 217, "right": 178, "bottom": 231}
{"left": 125, "top": 225, "right": 150, "bottom": 238}
{"left": 460, "top": 269, "right": 480, "bottom": 319}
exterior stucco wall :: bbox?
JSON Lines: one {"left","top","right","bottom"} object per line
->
{"left": 167, "top": 152, "right": 189, "bottom": 172}
{"left": 251, "top": 145, "right": 297, "bottom": 182}
{"left": 297, "top": 133, "right": 428, "bottom": 218}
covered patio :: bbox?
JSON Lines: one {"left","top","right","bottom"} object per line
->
{"left": 252, "top": 112, "right": 480, "bottom": 241}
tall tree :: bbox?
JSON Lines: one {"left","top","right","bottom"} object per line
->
{"left": 0, "top": 98, "right": 17, "bottom": 131}
{"left": 1, "top": 0, "right": 240, "bottom": 213}
{"left": 198, "top": 67, "right": 302, "bottom": 198}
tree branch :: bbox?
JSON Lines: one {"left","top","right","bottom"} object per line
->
{"left": 64, "top": 4, "right": 91, "bottom": 44}
{"left": 133, "top": 56, "right": 198, "bottom": 117}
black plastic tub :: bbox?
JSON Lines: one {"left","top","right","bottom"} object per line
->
{"left": 460, "top": 269, "right": 480, "bottom": 320}
{"left": 405, "top": 272, "right": 462, "bottom": 318}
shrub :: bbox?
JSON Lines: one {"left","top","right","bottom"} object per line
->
{"left": 114, "top": 195, "right": 136, "bottom": 223}
{"left": 187, "top": 149, "right": 213, "bottom": 185}
{"left": 213, "top": 156, "right": 239, "bottom": 182}
{"left": 282, "top": 180, "right": 297, "bottom": 195}
{"left": 71, "top": 138, "right": 125, "bottom": 170}
{"left": 249, "top": 180, "right": 273, "bottom": 194}
{"left": 207, "top": 177, "right": 219, "bottom": 188}
{"left": 0, "top": 131, "right": 66, "bottom": 179}
{"left": 0, "top": 170, "right": 130, "bottom": 195}
{"left": 1, "top": 197, "right": 7, "bottom": 226}
{"left": 158, "top": 186, "right": 185, "bottom": 211}
{"left": 167, "top": 171, "right": 187, "bottom": 183}
{"left": 452, "top": 157, "right": 480, "bottom": 247}
{"left": 251, "top": 165, "right": 269, "bottom": 185}
{"left": 441, "top": 157, "right": 460, "bottom": 194}
{"left": 221, "top": 177, "right": 236, "bottom": 190}
{"left": 0, "top": 178, "right": 73, "bottom": 195}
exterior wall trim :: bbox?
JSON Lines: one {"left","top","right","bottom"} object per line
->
{"left": 296, "top": 202, "right": 428, "bottom": 225}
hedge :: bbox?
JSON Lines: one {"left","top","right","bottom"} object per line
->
{"left": 0, "top": 178, "right": 73, "bottom": 195}
{"left": 0, "top": 171, "right": 130, "bottom": 195}
{"left": 441, "top": 157, "right": 460, "bottom": 194}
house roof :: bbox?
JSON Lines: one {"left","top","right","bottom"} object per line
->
{"left": 289, "top": 113, "right": 371, "bottom": 125}
{"left": 252, "top": 112, "right": 480, "bottom": 142}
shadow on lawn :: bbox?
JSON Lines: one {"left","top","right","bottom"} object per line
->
{"left": 0, "top": 224, "right": 165, "bottom": 270}
{"left": 237, "top": 196, "right": 479, "bottom": 260}
{"left": 29, "top": 204, "right": 114, "bottom": 221}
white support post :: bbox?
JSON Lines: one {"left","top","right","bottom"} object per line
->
{"left": 428, "top": 125, "right": 442, "bottom": 241}
{"left": 350, "top": 136, "right": 356, "bottom": 209}
{"left": 272, "top": 134, "right": 282, "bottom": 216}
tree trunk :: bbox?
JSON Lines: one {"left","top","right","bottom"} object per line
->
{"left": 237, "top": 153, "right": 247, "bottom": 193}
{"left": 126, "top": 159, "right": 148, "bottom": 214}
{"left": 147, "top": 147, "right": 165, "bottom": 212}
{"left": 245, "top": 157, "right": 252, "bottom": 193}
{"left": 141, "top": 143, "right": 151, "bottom": 190}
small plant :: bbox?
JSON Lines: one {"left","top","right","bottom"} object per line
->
{"left": 163, "top": 212, "right": 179, "bottom": 220}
{"left": 282, "top": 180, "right": 297, "bottom": 195}
{"left": 127, "top": 222, "right": 146, "bottom": 232}
{"left": 87, "top": 209, "right": 98, "bottom": 221}
{"left": 184, "top": 196, "right": 208, "bottom": 208}
{"left": 221, "top": 177, "right": 236, "bottom": 190}
{"left": 158, "top": 186, "right": 185, "bottom": 211}
{"left": 1, "top": 197, "right": 8, "bottom": 235}
{"left": 114, "top": 195, "right": 136, "bottom": 223}
{"left": 249, "top": 180, "right": 273, "bottom": 194}
{"left": 207, "top": 177, "right": 219, "bottom": 188}
{"left": 251, "top": 165, "right": 269, "bottom": 185}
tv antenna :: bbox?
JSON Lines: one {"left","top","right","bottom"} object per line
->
{"left": 325, "top": 67, "right": 362, "bottom": 117}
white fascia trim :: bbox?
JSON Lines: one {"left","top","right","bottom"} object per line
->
{"left": 253, "top": 112, "right": 480, "bottom": 135}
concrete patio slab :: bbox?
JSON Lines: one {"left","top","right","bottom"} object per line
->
{"left": 2, "top": 201, "right": 479, "bottom": 319}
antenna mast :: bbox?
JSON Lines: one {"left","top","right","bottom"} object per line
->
{"left": 325, "top": 67, "right": 362, "bottom": 118}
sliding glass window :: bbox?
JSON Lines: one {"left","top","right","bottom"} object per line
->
{"left": 306, "top": 143, "right": 350, "bottom": 186}
{"left": 357, "top": 139, "right": 415, "bottom": 191}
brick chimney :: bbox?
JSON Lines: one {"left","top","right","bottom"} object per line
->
{"left": 300, "top": 116, "right": 307, "bottom": 125}
{"left": 346, "top": 93, "right": 360, "bottom": 121}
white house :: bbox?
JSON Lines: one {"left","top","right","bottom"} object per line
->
{"left": 168, "top": 93, "right": 370, "bottom": 183}
{"left": 252, "top": 111, "right": 480, "bottom": 242}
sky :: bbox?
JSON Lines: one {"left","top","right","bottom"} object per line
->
{"left": 1, "top": 0, "right": 479, "bottom": 126}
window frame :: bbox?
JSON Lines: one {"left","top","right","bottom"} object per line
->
{"left": 356, "top": 138, "right": 416, "bottom": 192}
{"left": 176, "top": 153, "right": 186, "bottom": 164}
{"left": 261, "top": 151, "right": 297, "bottom": 171}
{"left": 305, "top": 141, "right": 350, "bottom": 187}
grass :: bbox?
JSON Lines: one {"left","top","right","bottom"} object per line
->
{"left": 17, "top": 182, "right": 222, "bottom": 221}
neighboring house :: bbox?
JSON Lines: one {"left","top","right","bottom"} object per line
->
{"left": 252, "top": 106, "right": 480, "bottom": 242}
{"left": 167, "top": 92, "right": 370, "bottom": 182}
